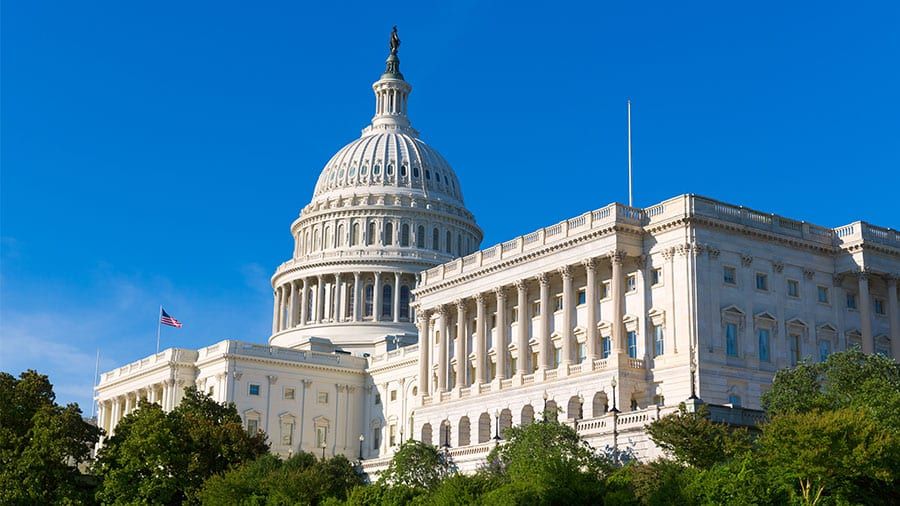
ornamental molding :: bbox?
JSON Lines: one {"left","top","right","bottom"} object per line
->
{"left": 803, "top": 268, "right": 815, "bottom": 280}
{"left": 740, "top": 254, "right": 753, "bottom": 267}
{"left": 772, "top": 261, "right": 784, "bottom": 273}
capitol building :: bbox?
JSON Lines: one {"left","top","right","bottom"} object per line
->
{"left": 94, "top": 32, "right": 900, "bottom": 474}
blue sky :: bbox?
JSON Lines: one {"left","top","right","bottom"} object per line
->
{"left": 2, "top": 1, "right": 898, "bottom": 410}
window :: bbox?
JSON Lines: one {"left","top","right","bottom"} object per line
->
{"left": 817, "top": 286, "right": 830, "bottom": 304}
{"left": 281, "top": 420, "right": 294, "bottom": 445}
{"left": 382, "top": 284, "right": 393, "bottom": 318}
{"left": 432, "top": 228, "right": 440, "bottom": 250}
{"left": 384, "top": 222, "right": 394, "bottom": 245}
{"left": 249, "top": 384, "right": 260, "bottom": 396}
{"left": 789, "top": 334, "right": 801, "bottom": 366}
{"left": 511, "top": 307, "right": 518, "bottom": 322}
{"left": 247, "top": 418, "right": 259, "bottom": 434}
{"left": 626, "top": 274, "right": 637, "bottom": 292}
{"left": 316, "top": 426, "right": 328, "bottom": 448}
{"left": 373, "top": 427, "right": 381, "bottom": 449}
{"left": 400, "top": 224, "right": 410, "bottom": 247}
{"left": 601, "top": 337, "right": 611, "bottom": 359}
{"left": 728, "top": 395, "right": 742, "bottom": 407}
{"left": 445, "top": 231, "right": 452, "bottom": 254}
{"left": 577, "top": 289, "right": 586, "bottom": 305}
{"left": 554, "top": 295, "right": 563, "bottom": 311}
{"left": 787, "top": 279, "right": 800, "bottom": 298}
{"left": 758, "top": 328, "right": 770, "bottom": 362}
{"left": 317, "top": 392, "right": 329, "bottom": 404}
{"left": 554, "top": 347, "right": 562, "bottom": 368}
{"left": 601, "top": 281, "right": 611, "bottom": 299}
{"left": 874, "top": 298, "right": 886, "bottom": 315}
{"left": 726, "top": 323, "right": 738, "bottom": 357}
{"left": 208, "top": 386, "right": 215, "bottom": 396}
{"left": 417, "top": 225, "right": 425, "bottom": 248}
{"left": 846, "top": 293, "right": 857, "bottom": 310}
{"left": 577, "top": 342, "right": 586, "bottom": 362}
{"left": 399, "top": 286, "right": 410, "bottom": 319}
{"left": 389, "top": 424, "right": 397, "bottom": 447}
{"left": 390, "top": 390, "right": 397, "bottom": 402}
{"left": 651, "top": 268, "right": 662, "bottom": 286}
{"left": 532, "top": 301, "right": 541, "bottom": 316}
{"left": 724, "top": 266, "right": 737, "bottom": 285}
{"left": 364, "top": 284, "right": 374, "bottom": 317}
{"left": 818, "top": 339, "right": 831, "bottom": 362}
{"left": 351, "top": 223, "right": 360, "bottom": 246}
{"left": 654, "top": 325, "right": 664, "bottom": 356}
{"left": 284, "top": 387, "right": 295, "bottom": 400}
{"left": 755, "top": 273, "right": 768, "bottom": 291}
{"left": 627, "top": 331, "right": 638, "bottom": 359}
{"left": 374, "top": 393, "right": 381, "bottom": 405}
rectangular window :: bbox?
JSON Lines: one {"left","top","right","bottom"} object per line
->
{"left": 724, "top": 266, "right": 737, "bottom": 285}
{"left": 651, "top": 268, "right": 662, "bottom": 286}
{"left": 626, "top": 274, "right": 637, "bottom": 292}
{"left": 728, "top": 394, "right": 742, "bottom": 407}
{"left": 577, "top": 342, "right": 586, "bottom": 362}
{"left": 389, "top": 425, "right": 396, "bottom": 447}
{"left": 787, "top": 279, "right": 800, "bottom": 298}
{"left": 511, "top": 307, "right": 518, "bottom": 322}
{"left": 316, "top": 426, "right": 328, "bottom": 448}
{"left": 601, "top": 337, "right": 611, "bottom": 359}
{"left": 755, "top": 273, "right": 768, "bottom": 291}
{"left": 601, "top": 281, "right": 611, "bottom": 299}
{"left": 874, "top": 298, "right": 885, "bottom": 315}
{"left": 627, "top": 331, "right": 638, "bottom": 359}
{"left": 532, "top": 301, "right": 541, "bottom": 316}
{"left": 726, "top": 323, "right": 738, "bottom": 357}
{"left": 281, "top": 421, "right": 294, "bottom": 445}
{"left": 554, "top": 347, "right": 562, "bottom": 368}
{"left": 247, "top": 418, "right": 259, "bottom": 434}
{"left": 577, "top": 289, "right": 587, "bottom": 305}
{"left": 758, "top": 328, "right": 770, "bottom": 362}
{"left": 283, "top": 387, "right": 295, "bottom": 400}
{"left": 555, "top": 295, "right": 563, "bottom": 311}
{"left": 374, "top": 392, "right": 381, "bottom": 405}
{"left": 249, "top": 384, "right": 260, "bottom": 396}
{"left": 846, "top": 293, "right": 857, "bottom": 310}
{"left": 531, "top": 352, "right": 539, "bottom": 372}
{"left": 491, "top": 314, "right": 497, "bottom": 328}
{"left": 817, "top": 286, "right": 830, "bottom": 304}
{"left": 818, "top": 339, "right": 831, "bottom": 362}
{"left": 208, "top": 386, "right": 215, "bottom": 397}
{"left": 789, "top": 334, "right": 801, "bottom": 366}
{"left": 317, "top": 392, "right": 329, "bottom": 404}
{"left": 390, "top": 390, "right": 397, "bottom": 401}
{"left": 654, "top": 325, "right": 665, "bottom": 356}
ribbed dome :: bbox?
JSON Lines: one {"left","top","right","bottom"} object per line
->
{"left": 312, "top": 131, "right": 464, "bottom": 204}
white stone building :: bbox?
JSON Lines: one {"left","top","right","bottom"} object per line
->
{"left": 94, "top": 32, "right": 900, "bottom": 475}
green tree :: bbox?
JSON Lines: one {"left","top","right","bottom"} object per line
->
{"left": 759, "top": 408, "right": 899, "bottom": 505}
{"left": 94, "top": 387, "right": 268, "bottom": 505}
{"left": 377, "top": 440, "right": 452, "bottom": 491}
{"left": 0, "top": 370, "right": 101, "bottom": 505}
{"left": 646, "top": 403, "right": 752, "bottom": 469}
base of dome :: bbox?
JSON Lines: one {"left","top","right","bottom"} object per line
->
{"left": 269, "top": 321, "right": 417, "bottom": 355}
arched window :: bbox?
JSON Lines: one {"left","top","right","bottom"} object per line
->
{"left": 351, "top": 223, "right": 359, "bottom": 246}
{"left": 384, "top": 222, "right": 394, "bottom": 246}
{"left": 306, "top": 289, "right": 315, "bottom": 322}
{"left": 305, "top": 231, "right": 310, "bottom": 254}
{"left": 400, "top": 224, "right": 410, "bottom": 247}
{"left": 367, "top": 222, "right": 376, "bottom": 246}
{"left": 313, "top": 229, "right": 320, "bottom": 251}
{"left": 457, "top": 234, "right": 462, "bottom": 256}
{"left": 417, "top": 225, "right": 425, "bottom": 248}
{"left": 445, "top": 231, "right": 452, "bottom": 254}
{"left": 458, "top": 416, "right": 471, "bottom": 446}
{"left": 382, "top": 284, "right": 393, "bottom": 318}
{"left": 432, "top": 228, "right": 440, "bottom": 250}
{"left": 336, "top": 224, "right": 344, "bottom": 247}
{"left": 400, "top": 286, "right": 410, "bottom": 320}
{"left": 364, "top": 284, "right": 374, "bottom": 317}
{"left": 324, "top": 227, "right": 332, "bottom": 250}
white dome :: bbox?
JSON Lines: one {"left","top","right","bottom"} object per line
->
{"left": 312, "top": 131, "right": 464, "bottom": 205}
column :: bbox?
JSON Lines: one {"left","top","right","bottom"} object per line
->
{"left": 124, "top": 393, "right": 132, "bottom": 415}
{"left": 316, "top": 275, "right": 325, "bottom": 324}
{"left": 394, "top": 272, "right": 402, "bottom": 323}
{"left": 165, "top": 379, "right": 175, "bottom": 411}
{"left": 417, "top": 312, "right": 430, "bottom": 394}
{"left": 610, "top": 251, "right": 626, "bottom": 353}
{"left": 456, "top": 299, "right": 467, "bottom": 388}
{"left": 560, "top": 265, "right": 573, "bottom": 366}
{"left": 300, "top": 278, "right": 309, "bottom": 325}
{"left": 887, "top": 275, "right": 899, "bottom": 359}
{"left": 437, "top": 306, "right": 447, "bottom": 392}
{"left": 538, "top": 273, "right": 551, "bottom": 370}
{"left": 288, "top": 281, "right": 297, "bottom": 328}
{"left": 495, "top": 287, "right": 508, "bottom": 380}
{"left": 278, "top": 285, "right": 286, "bottom": 331}
{"left": 584, "top": 258, "right": 598, "bottom": 361}
{"left": 858, "top": 271, "right": 874, "bottom": 354}
{"left": 352, "top": 272, "right": 361, "bottom": 321}
{"left": 334, "top": 273, "right": 343, "bottom": 323}
{"left": 515, "top": 280, "right": 529, "bottom": 376}
{"left": 271, "top": 288, "right": 280, "bottom": 334}
{"left": 147, "top": 385, "right": 156, "bottom": 404}
{"left": 475, "top": 293, "right": 486, "bottom": 384}
{"left": 109, "top": 398, "right": 119, "bottom": 434}
{"left": 373, "top": 272, "right": 382, "bottom": 322}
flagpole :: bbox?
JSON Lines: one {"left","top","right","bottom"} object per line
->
{"left": 627, "top": 99, "right": 633, "bottom": 207}
{"left": 90, "top": 348, "right": 100, "bottom": 419}
{"left": 156, "top": 305, "right": 162, "bottom": 354}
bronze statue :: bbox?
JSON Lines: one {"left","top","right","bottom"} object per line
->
{"left": 390, "top": 26, "right": 400, "bottom": 55}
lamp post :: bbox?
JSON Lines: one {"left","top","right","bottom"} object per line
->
{"left": 493, "top": 409, "right": 501, "bottom": 441}
{"left": 542, "top": 390, "right": 549, "bottom": 422}
{"left": 688, "top": 348, "right": 699, "bottom": 401}
{"left": 574, "top": 394, "right": 584, "bottom": 432}
{"left": 610, "top": 377, "right": 620, "bottom": 413}
{"left": 610, "top": 378, "right": 619, "bottom": 450}
{"left": 321, "top": 441, "right": 327, "bottom": 460}
{"left": 358, "top": 433, "right": 365, "bottom": 461}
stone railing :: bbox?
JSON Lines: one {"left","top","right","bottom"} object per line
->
{"left": 213, "top": 340, "right": 368, "bottom": 368}
{"left": 369, "top": 344, "right": 419, "bottom": 365}
{"left": 835, "top": 221, "right": 900, "bottom": 249}
{"left": 98, "top": 348, "right": 199, "bottom": 385}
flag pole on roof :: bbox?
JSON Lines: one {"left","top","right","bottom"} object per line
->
{"left": 627, "top": 99, "right": 633, "bottom": 207}
{"left": 156, "top": 305, "right": 162, "bottom": 354}
{"left": 157, "top": 306, "right": 183, "bottom": 353}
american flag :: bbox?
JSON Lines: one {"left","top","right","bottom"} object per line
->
{"left": 160, "top": 308, "right": 183, "bottom": 328}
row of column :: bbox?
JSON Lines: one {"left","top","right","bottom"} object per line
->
{"left": 272, "top": 271, "right": 413, "bottom": 334}
{"left": 417, "top": 251, "right": 631, "bottom": 394}
{"left": 855, "top": 271, "right": 900, "bottom": 357}
{"left": 96, "top": 379, "right": 180, "bottom": 437}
